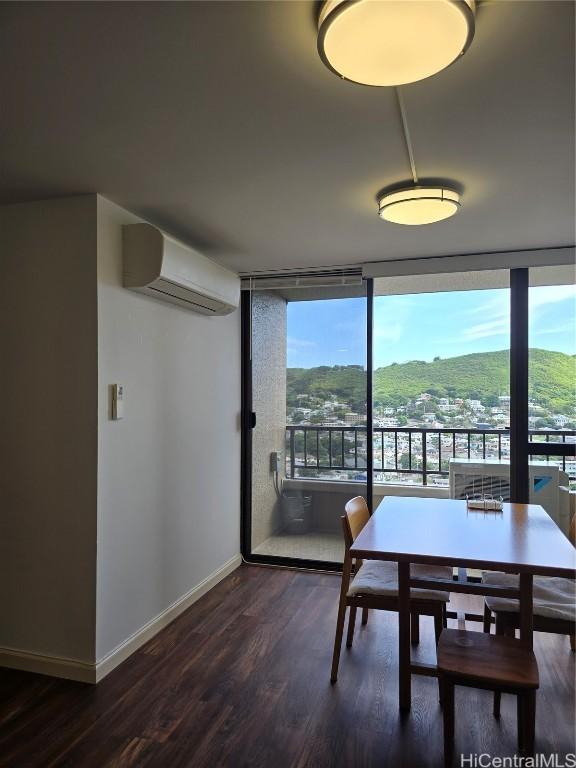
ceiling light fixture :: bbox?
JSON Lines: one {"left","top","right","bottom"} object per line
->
{"left": 377, "top": 89, "right": 462, "bottom": 225}
{"left": 317, "top": 0, "right": 476, "bottom": 87}
{"left": 378, "top": 185, "right": 460, "bottom": 225}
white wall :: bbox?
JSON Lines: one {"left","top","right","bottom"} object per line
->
{"left": 0, "top": 194, "right": 241, "bottom": 680}
{"left": 96, "top": 196, "right": 241, "bottom": 662}
{"left": 0, "top": 197, "right": 98, "bottom": 665}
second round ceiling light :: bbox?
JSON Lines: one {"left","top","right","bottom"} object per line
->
{"left": 317, "top": 0, "right": 474, "bottom": 224}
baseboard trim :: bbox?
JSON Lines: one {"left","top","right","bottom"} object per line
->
{"left": 0, "top": 554, "right": 242, "bottom": 685}
{"left": 0, "top": 647, "right": 96, "bottom": 683}
{"left": 95, "top": 553, "right": 242, "bottom": 682}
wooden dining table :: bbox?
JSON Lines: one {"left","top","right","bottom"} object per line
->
{"left": 350, "top": 496, "right": 576, "bottom": 711}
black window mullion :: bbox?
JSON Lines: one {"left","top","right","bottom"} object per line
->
{"left": 366, "top": 278, "right": 374, "bottom": 512}
{"left": 510, "top": 268, "right": 529, "bottom": 503}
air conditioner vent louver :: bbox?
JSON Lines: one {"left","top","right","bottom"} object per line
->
{"left": 453, "top": 474, "right": 511, "bottom": 501}
{"left": 123, "top": 223, "right": 239, "bottom": 316}
{"left": 449, "top": 458, "right": 569, "bottom": 533}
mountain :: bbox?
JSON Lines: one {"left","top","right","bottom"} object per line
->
{"left": 287, "top": 349, "right": 576, "bottom": 412}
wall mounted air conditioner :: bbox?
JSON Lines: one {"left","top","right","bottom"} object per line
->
{"left": 123, "top": 223, "right": 240, "bottom": 315}
{"left": 449, "top": 458, "right": 570, "bottom": 535}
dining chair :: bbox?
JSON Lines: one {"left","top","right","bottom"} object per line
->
{"left": 438, "top": 629, "right": 539, "bottom": 766}
{"left": 330, "top": 496, "right": 452, "bottom": 683}
{"left": 482, "top": 512, "right": 576, "bottom": 652}
{"left": 480, "top": 513, "right": 575, "bottom": 724}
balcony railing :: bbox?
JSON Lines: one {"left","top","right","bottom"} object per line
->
{"left": 285, "top": 426, "right": 576, "bottom": 485}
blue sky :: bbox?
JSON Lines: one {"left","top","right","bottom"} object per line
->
{"left": 287, "top": 286, "right": 576, "bottom": 369}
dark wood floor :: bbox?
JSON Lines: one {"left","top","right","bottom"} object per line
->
{"left": 0, "top": 565, "right": 574, "bottom": 767}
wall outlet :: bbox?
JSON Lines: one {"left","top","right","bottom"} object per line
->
{"left": 270, "top": 451, "right": 282, "bottom": 473}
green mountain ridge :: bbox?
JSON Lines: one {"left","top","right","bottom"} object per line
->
{"left": 287, "top": 349, "right": 576, "bottom": 413}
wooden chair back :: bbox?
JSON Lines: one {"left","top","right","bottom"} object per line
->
{"left": 342, "top": 496, "right": 370, "bottom": 549}
{"left": 569, "top": 511, "right": 575, "bottom": 547}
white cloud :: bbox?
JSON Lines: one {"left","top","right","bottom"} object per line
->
{"left": 374, "top": 323, "right": 403, "bottom": 343}
{"left": 287, "top": 336, "right": 317, "bottom": 349}
{"left": 530, "top": 284, "right": 576, "bottom": 309}
{"left": 462, "top": 317, "right": 509, "bottom": 341}
{"left": 448, "top": 285, "right": 574, "bottom": 343}
{"left": 463, "top": 292, "right": 508, "bottom": 317}
{"left": 533, "top": 321, "right": 575, "bottom": 336}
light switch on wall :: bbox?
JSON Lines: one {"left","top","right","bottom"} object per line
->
{"left": 111, "top": 384, "right": 125, "bottom": 420}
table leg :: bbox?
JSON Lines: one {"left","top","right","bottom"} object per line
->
{"left": 519, "top": 573, "right": 533, "bottom": 650}
{"left": 398, "top": 561, "right": 411, "bottom": 711}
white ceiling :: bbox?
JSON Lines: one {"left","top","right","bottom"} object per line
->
{"left": 0, "top": 1, "right": 574, "bottom": 274}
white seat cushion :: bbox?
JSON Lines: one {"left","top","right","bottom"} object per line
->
{"left": 483, "top": 571, "right": 576, "bottom": 622}
{"left": 347, "top": 560, "right": 451, "bottom": 602}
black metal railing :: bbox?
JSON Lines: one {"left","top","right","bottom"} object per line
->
{"left": 285, "top": 426, "right": 575, "bottom": 485}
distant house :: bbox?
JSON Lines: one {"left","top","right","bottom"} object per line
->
{"left": 554, "top": 414, "right": 570, "bottom": 427}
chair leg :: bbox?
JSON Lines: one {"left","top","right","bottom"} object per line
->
{"left": 522, "top": 690, "right": 536, "bottom": 756}
{"left": 362, "top": 607, "right": 369, "bottom": 625}
{"left": 434, "top": 608, "right": 444, "bottom": 702}
{"left": 517, "top": 691, "right": 525, "bottom": 752}
{"left": 570, "top": 634, "right": 575, "bottom": 652}
{"left": 434, "top": 607, "right": 443, "bottom": 645}
{"left": 493, "top": 615, "right": 504, "bottom": 717}
{"left": 442, "top": 677, "right": 455, "bottom": 768}
{"left": 483, "top": 603, "right": 492, "bottom": 634}
{"left": 442, "top": 602, "right": 447, "bottom": 629}
{"left": 330, "top": 556, "right": 352, "bottom": 684}
{"left": 493, "top": 692, "right": 501, "bottom": 718}
{"left": 411, "top": 612, "right": 420, "bottom": 646}
{"left": 330, "top": 602, "right": 347, "bottom": 683}
{"left": 346, "top": 605, "right": 357, "bottom": 648}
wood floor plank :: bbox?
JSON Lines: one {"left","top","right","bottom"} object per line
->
{"left": 0, "top": 564, "right": 573, "bottom": 767}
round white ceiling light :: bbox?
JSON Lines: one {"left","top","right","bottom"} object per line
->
{"left": 317, "top": 0, "right": 476, "bottom": 87}
{"left": 378, "top": 185, "right": 461, "bottom": 225}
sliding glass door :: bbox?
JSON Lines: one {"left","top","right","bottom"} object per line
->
{"left": 242, "top": 280, "right": 367, "bottom": 567}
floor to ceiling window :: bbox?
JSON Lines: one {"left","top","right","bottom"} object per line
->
{"left": 526, "top": 265, "right": 576, "bottom": 534}
{"left": 242, "top": 259, "right": 575, "bottom": 569}
{"left": 371, "top": 270, "right": 511, "bottom": 510}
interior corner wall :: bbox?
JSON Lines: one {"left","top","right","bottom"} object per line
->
{"left": 95, "top": 196, "right": 241, "bottom": 663}
{"left": 0, "top": 196, "right": 98, "bottom": 664}
{"left": 250, "top": 293, "right": 287, "bottom": 549}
